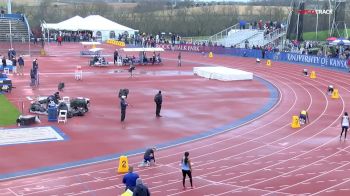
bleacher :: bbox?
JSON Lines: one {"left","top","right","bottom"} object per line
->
{"left": 0, "top": 14, "right": 40, "bottom": 56}
{"left": 220, "top": 29, "right": 261, "bottom": 47}
{"left": 209, "top": 23, "right": 287, "bottom": 49}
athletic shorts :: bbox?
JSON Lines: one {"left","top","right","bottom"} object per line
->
{"left": 144, "top": 156, "right": 154, "bottom": 163}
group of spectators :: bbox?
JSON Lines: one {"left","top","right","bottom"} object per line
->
{"left": 46, "top": 31, "right": 93, "bottom": 43}
{"left": 239, "top": 20, "right": 286, "bottom": 39}
{"left": 285, "top": 39, "right": 350, "bottom": 61}
{"left": 1, "top": 48, "right": 25, "bottom": 76}
{"left": 133, "top": 32, "right": 182, "bottom": 47}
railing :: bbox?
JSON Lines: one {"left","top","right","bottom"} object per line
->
{"left": 0, "top": 14, "right": 34, "bottom": 56}
{"left": 0, "top": 14, "right": 24, "bottom": 21}
{"left": 208, "top": 23, "right": 239, "bottom": 43}
{"left": 263, "top": 27, "right": 287, "bottom": 45}
{"left": 235, "top": 30, "right": 264, "bottom": 48}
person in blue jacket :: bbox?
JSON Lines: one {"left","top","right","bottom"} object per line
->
{"left": 122, "top": 166, "right": 139, "bottom": 191}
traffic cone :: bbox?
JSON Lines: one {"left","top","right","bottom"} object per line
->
{"left": 40, "top": 48, "right": 46, "bottom": 56}
{"left": 208, "top": 52, "right": 213, "bottom": 58}
{"left": 291, "top": 115, "right": 300, "bottom": 128}
{"left": 331, "top": 89, "right": 339, "bottom": 99}
{"left": 117, "top": 155, "right": 129, "bottom": 173}
{"left": 310, "top": 71, "right": 316, "bottom": 79}
{"left": 266, "top": 59, "right": 272, "bottom": 67}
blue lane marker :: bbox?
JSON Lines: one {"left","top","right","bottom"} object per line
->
{"left": 0, "top": 76, "right": 279, "bottom": 181}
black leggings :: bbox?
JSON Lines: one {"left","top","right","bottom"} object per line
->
{"left": 341, "top": 126, "right": 348, "bottom": 139}
{"left": 182, "top": 169, "right": 192, "bottom": 187}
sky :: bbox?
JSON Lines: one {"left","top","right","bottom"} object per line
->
{"left": 195, "top": 0, "right": 250, "bottom": 2}
{"left": 195, "top": 0, "right": 250, "bottom": 1}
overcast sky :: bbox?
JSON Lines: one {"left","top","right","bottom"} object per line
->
{"left": 195, "top": 0, "right": 250, "bottom": 2}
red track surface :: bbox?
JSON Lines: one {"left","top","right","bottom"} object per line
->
{"left": 1, "top": 43, "right": 349, "bottom": 195}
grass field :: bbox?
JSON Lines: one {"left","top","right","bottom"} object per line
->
{"left": 303, "top": 29, "right": 350, "bottom": 41}
{"left": 0, "top": 94, "right": 20, "bottom": 126}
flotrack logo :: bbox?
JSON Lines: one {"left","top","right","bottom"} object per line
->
{"left": 297, "top": 9, "right": 333, "bottom": 15}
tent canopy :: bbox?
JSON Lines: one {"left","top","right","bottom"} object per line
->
{"left": 80, "top": 15, "right": 134, "bottom": 32}
{"left": 330, "top": 39, "right": 350, "bottom": 46}
{"left": 56, "top": 15, "right": 84, "bottom": 31}
{"left": 42, "top": 15, "right": 135, "bottom": 32}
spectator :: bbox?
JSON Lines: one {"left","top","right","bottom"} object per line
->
{"left": 2, "top": 56, "right": 6, "bottom": 68}
{"left": 12, "top": 57, "right": 17, "bottom": 75}
{"left": 133, "top": 178, "right": 150, "bottom": 196}
{"left": 0, "top": 7, "right": 5, "bottom": 17}
{"left": 122, "top": 166, "right": 139, "bottom": 192}
{"left": 18, "top": 55, "right": 24, "bottom": 76}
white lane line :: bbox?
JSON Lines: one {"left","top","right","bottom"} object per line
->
{"left": 6, "top": 54, "right": 348, "bottom": 196}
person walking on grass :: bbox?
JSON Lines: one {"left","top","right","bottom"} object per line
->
{"left": 181, "top": 151, "right": 193, "bottom": 189}
{"left": 340, "top": 112, "right": 349, "bottom": 140}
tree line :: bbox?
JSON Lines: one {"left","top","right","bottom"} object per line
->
{"left": 10, "top": 0, "right": 348, "bottom": 37}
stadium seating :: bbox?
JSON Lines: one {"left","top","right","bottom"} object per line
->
{"left": 0, "top": 14, "right": 38, "bottom": 55}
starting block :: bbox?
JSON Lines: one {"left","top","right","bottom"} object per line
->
{"left": 208, "top": 52, "right": 213, "bottom": 58}
{"left": 291, "top": 115, "right": 300, "bottom": 128}
{"left": 117, "top": 155, "right": 129, "bottom": 173}
{"left": 331, "top": 89, "right": 339, "bottom": 99}
{"left": 310, "top": 71, "right": 316, "bottom": 79}
{"left": 266, "top": 59, "right": 271, "bottom": 67}
{"left": 256, "top": 58, "right": 261, "bottom": 63}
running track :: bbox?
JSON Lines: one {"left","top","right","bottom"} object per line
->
{"left": 1, "top": 49, "right": 350, "bottom": 195}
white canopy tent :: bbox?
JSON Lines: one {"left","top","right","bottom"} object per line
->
{"left": 79, "top": 15, "right": 136, "bottom": 41}
{"left": 42, "top": 15, "right": 136, "bottom": 42}
{"left": 42, "top": 16, "right": 84, "bottom": 31}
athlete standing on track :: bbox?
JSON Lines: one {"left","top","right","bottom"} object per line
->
{"left": 154, "top": 91, "right": 162, "bottom": 117}
{"left": 340, "top": 112, "right": 349, "bottom": 140}
{"left": 181, "top": 151, "right": 193, "bottom": 189}
{"left": 120, "top": 95, "right": 129, "bottom": 122}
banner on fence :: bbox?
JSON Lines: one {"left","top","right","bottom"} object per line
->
{"left": 279, "top": 53, "right": 348, "bottom": 69}
{"left": 155, "top": 44, "right": 348, "bottom": 70}
{"left": 156, "top": 44, "right": 202, "bottom": 52}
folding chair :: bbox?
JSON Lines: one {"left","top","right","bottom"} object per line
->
{"left": 117, "top": 58, "right": 122, "bottom": 66}
{"left": 57, "top": 110, "right": 68, "bottom": 123}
